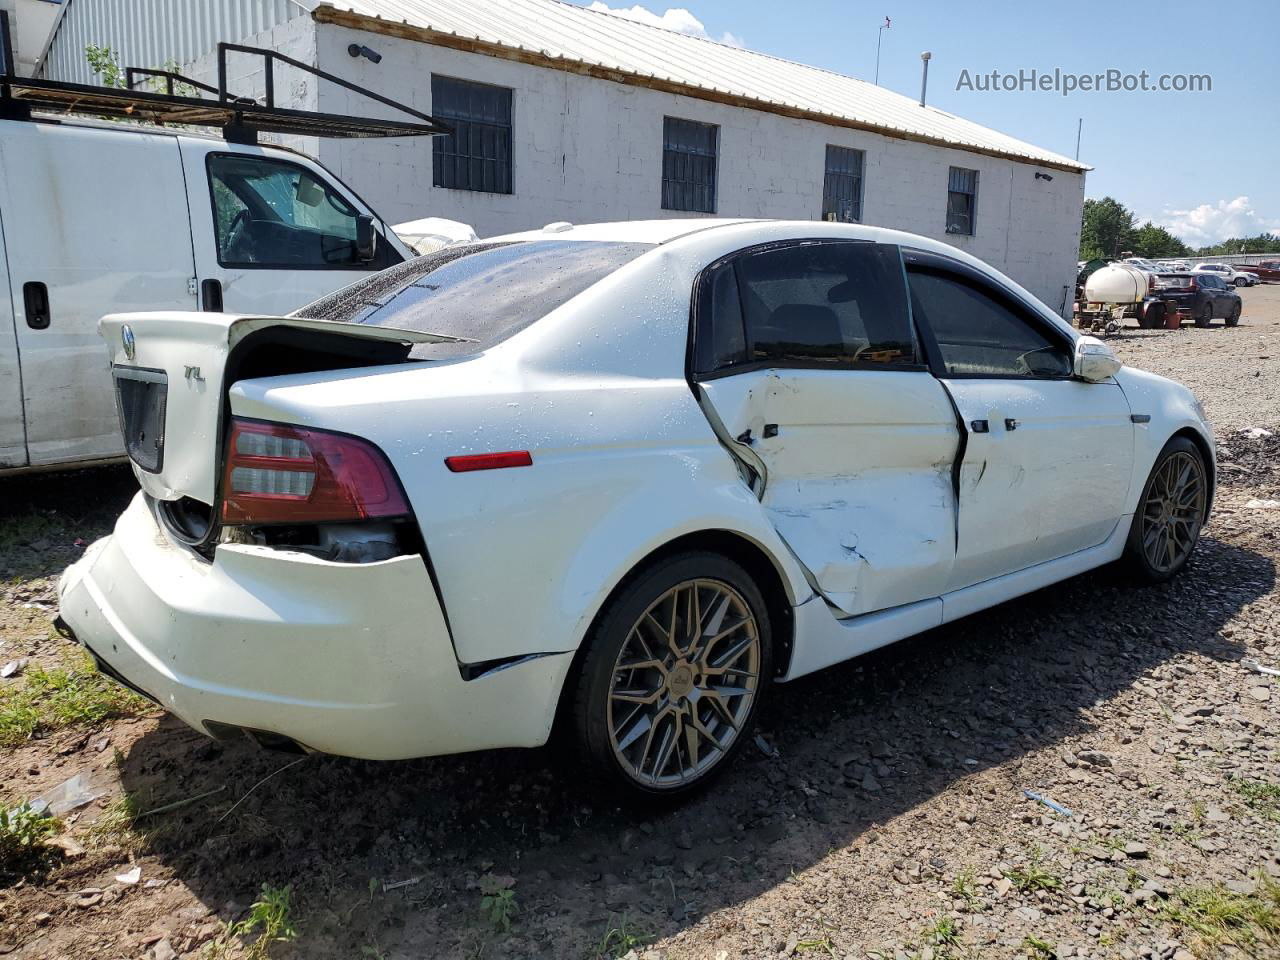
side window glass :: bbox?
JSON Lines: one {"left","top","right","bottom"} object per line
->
{"left": 733, "top": 242, "right": 916, "bottom": 367}
{"left": 208, "top": 155, "right": 367, "bottom": 269}
{"left": 693, "top": 261, "right": 748, "bottom": 374}
{"left": 908, "top": 270, "right": 1072, "bottom": 378}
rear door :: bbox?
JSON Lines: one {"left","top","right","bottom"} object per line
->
{"left": 0, "top": 122, "right": 197, "bottom": 466}
{"left": 905, "top": 254, "right": 1134, "bottom": 592}
{"left": 695, "top": 240, "right": 960, "bottom": 618}
{"left": 179, "top": 141, "right": 402, "bottom": 315}
{"left": 0, "top": 190, "right": 27, "bottom": 468}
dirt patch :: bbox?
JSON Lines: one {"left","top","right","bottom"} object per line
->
{"left": 1, "top": 289, "right": 1279, "bottom": 960}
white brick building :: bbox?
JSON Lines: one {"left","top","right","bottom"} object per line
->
{"left": 39, "top": 0, "right": 1089, "bottom": 315}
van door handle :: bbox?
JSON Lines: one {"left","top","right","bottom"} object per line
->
{"left": 23, "top": 282, "right": 50, "bottom": 329}
{"left": 969, "top": 419, "right": 989, "bottom": 433}
{"left": 1004, "top": 418, "right": 1019, "bottom": 431}
{"left": 200, "top": 279, "right": 224, "bottom": 313}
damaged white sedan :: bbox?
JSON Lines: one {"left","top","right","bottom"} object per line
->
{"left": 59, "top": 219, "right": 1213, "bottom": 798}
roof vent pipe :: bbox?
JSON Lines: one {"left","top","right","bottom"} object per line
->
{"left": 919, "top": 51, "right": 932, "bottom": 107}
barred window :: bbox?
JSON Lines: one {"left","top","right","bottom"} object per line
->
{"left": 822, "top": 145, "right": 864, "bottom": 222}
{"left": 431, "top": 75, "right": 513, "bottom": 194}
{"left": 662, "top": 117, "right": 718, "bottom": 213}
{"left": 946, "top": 166, "right": 979, "bottom": 236}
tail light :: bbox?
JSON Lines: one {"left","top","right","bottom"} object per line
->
{"left": 221, "top": 418, "right": 409, "bottom": 525}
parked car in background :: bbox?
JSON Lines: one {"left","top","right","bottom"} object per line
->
{"left": 1192, "top": 263, "right": 1257, "bottom": 287}
{"left": 60, "top": 219, "right": 1215, "bottom": 798}
{"left": 1123, "top": 257, "right": 1162, "bottom": 274}
{"left": 1158, "top": 272, "right": 1243, "bottom": 326}
{"left": 1237, "top": 260, "right": 1280, "bottom": 283}
{"left": 1157, "top": 260, "right": 1190, "bottom": 273}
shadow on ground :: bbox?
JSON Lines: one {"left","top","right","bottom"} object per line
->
{"left": 110, "top": 528, "right": 1275, "bottom": 958}
{"left": 0, "top": 465, "right": 137, "bottom": 583}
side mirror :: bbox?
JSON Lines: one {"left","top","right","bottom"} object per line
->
{"left": 1074, "top": 335, "right": 1122, "bottom": 382}
{"left": 355, "top": 214, "right": 377, "bottom": 263}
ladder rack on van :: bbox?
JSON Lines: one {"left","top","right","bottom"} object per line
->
{"left": 0, "top": 42, "right": 451, "bottom": 144}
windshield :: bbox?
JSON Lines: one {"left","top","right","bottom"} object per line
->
{"left": 294, "top": 239, "right": 654, "bottom": 358}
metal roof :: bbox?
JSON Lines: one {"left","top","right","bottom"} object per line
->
{"left": 315, "top": 0, "right": 1089, "bottom": 172}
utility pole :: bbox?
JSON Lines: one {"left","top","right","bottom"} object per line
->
{"left": 874, "top": 16, "right": 890, "bottom": 85}
{"left": 1075, "top": 118, "right": 1083, "bottom": 161}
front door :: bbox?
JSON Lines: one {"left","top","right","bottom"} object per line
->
{"left": 695, "top": 240, "right": 960, "bottom": 617}
{"left": 905, "top": 258, "right": 1134, "bottom": 591}
{"left": 179, "top": 143, "right": 402, "bottom": 315}
{"left": 0, "top": 123, "right": 198, "bottom": 466}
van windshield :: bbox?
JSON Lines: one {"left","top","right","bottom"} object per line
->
{"left": 293, "top": 239, "right": 654, "bottom": 358}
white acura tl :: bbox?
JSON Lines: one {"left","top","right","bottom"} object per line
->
{"left": 59, "top": 219, "right": 1213, "bottom": 798}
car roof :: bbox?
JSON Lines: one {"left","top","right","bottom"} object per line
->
{"left": 488, "top": 218, "right": 764, "bottom": 245}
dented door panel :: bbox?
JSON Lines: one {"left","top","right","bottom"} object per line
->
{"left": 701, "top": 368, "right": 960, "bottom": 617}
{"left": 941, "top": 378, "right": 1134, "bottom": 591}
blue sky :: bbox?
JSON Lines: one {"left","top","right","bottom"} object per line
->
{"left": 575, "top": 0, "right": 1279, "bottom": 247}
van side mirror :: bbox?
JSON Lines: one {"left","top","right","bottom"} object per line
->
{"left": 355, "top": 214, "right": 377, "bottom": 263}
{"left": 1074, "top": 335, "right": 1122, "bottom": 382}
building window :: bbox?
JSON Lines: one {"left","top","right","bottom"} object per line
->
{"left": 662, "top": 117, "right": 718, "bottom": 213}
{"left": 821, "top": 145, "right": 864, "bottom": 222}
{"left": 431, "top": 75, "right": 513, "bottom": 194}
{"left": 946, "top": 166, "right": 979, "bottom": 236}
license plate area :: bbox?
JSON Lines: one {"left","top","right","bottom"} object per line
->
{"left": 113, "top": 366, "right": 168, "bottom": 473}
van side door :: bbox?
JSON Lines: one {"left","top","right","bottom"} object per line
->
{"left": 0, "top": 122, "right": 198, "bottom": 467}
{"left": 179, "top": 141, "right": 405, "bottom": 315}
{"left": 0, "top": 193, "right": 27, "bottom": 468}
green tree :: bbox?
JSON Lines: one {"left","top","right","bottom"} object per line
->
{"left": 1195, "top": 233, "right": 1280, "bottom": 256}
{"left": 1079, "top": 197, "right": 1137, "bottom": 260}
{"left": 1131, "top": 222, "right": 1190, "bottom": 259}
{"left": 84, "top": 44, "right": 125, "bottom": 88}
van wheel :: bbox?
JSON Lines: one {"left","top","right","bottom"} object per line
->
{"left": 1122, "top": 437, "right": 1207, "bottom": 584}
{"left": 571, "top": 552, "right": 772, "bottom": 800}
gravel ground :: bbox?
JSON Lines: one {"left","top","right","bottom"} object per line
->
{"left": 0, "top": 286, "right": 1278, "bottom": 960}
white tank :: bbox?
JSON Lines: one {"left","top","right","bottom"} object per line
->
{"left": 1084, "top": 263, "right": 1150, "bottom": 304}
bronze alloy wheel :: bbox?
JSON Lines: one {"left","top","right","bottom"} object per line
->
{"left": 605, "top": 578, "right": 761, "bottom": 789}
{"left": 1138, "top": 449, "right": 1206, "bottom": 574}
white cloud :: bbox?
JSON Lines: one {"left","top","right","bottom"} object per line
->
{"left": 586, "top": 2, "right": 743, "bottom": 45}
{"left": 1149, "top": 196, "right": 1280, "bottom": 247}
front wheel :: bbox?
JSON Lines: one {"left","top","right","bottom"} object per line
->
{"left": 1122, "top": 437, "right": 1208, "bottom": 583}
{"left": 1235, "top": 277, "right": 1248, "bottom": 287}
{"left": 571, "top": 552, "right": 772, "bottom": 800}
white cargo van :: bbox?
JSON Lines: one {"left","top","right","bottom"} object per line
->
{"left": 0, "top": 57, "right": 447, "bottom": 473}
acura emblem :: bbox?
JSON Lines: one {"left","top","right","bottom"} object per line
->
{"left": 121, "top": 324, "right": 135, "bottom": 361}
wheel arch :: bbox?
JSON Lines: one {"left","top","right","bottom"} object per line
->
{"left": 551, "top": 527, "right": 799, "bottom": 737}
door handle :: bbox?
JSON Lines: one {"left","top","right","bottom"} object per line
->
{"left": 762, "top": 423, "right": 779, "bottom": 438}
{"left": 1004, "top": 418, "right": 1019, "bottom": 431}
{"left": 200, "top": 279, "right": 224, "bottom": 313}
{"left": 969, "top": 419, "right": 989, "bottom": 433}
{"left": 22, "top": 282, "right": 50, "bottom": 329}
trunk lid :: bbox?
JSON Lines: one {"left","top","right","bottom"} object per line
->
{"left": 99, "top": 312, "right": 459, "bottom": 505}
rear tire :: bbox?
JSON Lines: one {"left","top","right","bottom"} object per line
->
{"left": 1122, "top": 436, "right": 1208, "bottom": 584}
{"left": 571, "top": 551, "right": 773, "bottom": 801}
{"left": 1194, "top": 301, "right": 1212, "bottom": 328}
{"left": 1226, "top": 302, "right": 1241, "bottom": 327}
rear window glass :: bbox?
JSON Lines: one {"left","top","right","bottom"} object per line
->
{"left": 294, "top": 239, "right": 653, "bottom": 358}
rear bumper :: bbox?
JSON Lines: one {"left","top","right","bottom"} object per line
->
{"left": 57, "top": 495, "right": 573, "bottom": 760}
